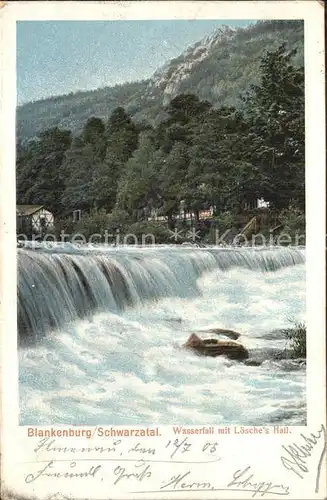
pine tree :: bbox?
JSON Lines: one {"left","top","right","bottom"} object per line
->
{"left": 89, "top": 151, "right": 124, "bottom": 211}
{"left": 16, "top": 127, "right": 72, "bottom": 214}
{"left": 243, "top": 44, "right": 305, "bottom": 209}
{"left": 116, "top": 133, "right": 162, "bottom": 220}
{"left": 106, "top": 107, "right": 138, "bottom": 163}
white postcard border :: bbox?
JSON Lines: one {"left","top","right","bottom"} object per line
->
{"left": 0, "top": 2, "right": 326, "bottom": 499}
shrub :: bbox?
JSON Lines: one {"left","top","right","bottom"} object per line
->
{"left": 212, "top": 211, "right": 237, "bottom": 233}
{"left": 107, "top": 209, "right": 131, "bottom": 231}
{"left": 73, "top": 208, "right": 111, "bottom": 238}
{"left": 125, "top": 221, "right": 172, "bottom": 245}
{"left": 279, "top": 202, "right": 305, "bottom": 238}
{"left": 283, "top": 319, "right": 306, "bottom": 358}
{"left": 47, "top": 208, "right": 132, "bottom": 242}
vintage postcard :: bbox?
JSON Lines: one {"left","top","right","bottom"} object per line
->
{"left": 0, "top": 1, "right": 326, "bottom": 499}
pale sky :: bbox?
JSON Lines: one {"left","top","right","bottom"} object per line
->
{"left": 17, "top": 20, "right": 254, "bottom": 105}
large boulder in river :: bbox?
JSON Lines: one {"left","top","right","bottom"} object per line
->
{"left": 183, "top": 333, "right": 249, "bottom": 361}
{"left": 196, "top": 327, "right": 241, "bottom": 340}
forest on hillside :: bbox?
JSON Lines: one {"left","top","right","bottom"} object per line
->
{"left": 16, "top": 20, "right": 304, "bottom": 140}
{"left": 16, "top": 45, "right": 305, "bottom": 243}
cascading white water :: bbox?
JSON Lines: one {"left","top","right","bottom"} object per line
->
{"left": 18, "top": 245, "right": 305, "bottom": 342}
{"left": 18, "top": 245, "right": 306, "bottom": 425}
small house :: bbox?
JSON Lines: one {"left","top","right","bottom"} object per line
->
{"left": 16, "top": 205, "right": 54, "bottom": 236}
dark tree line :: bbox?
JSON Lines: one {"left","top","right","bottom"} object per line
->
{"left": 16, "top": 45, "right": 304, "bottom": 228}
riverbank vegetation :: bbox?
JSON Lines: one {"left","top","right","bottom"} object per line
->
{"left": 283, "top": 320, "right": 306, "bottom": 358}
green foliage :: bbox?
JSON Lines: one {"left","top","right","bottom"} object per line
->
{"left": 52, "top": 208, "right": 132, "bottom": 242}
{"left": 16, "top": 127, "right": 72, "bottom": 215}
{"left": 279, "top": 202, "right": 305, "bottom": 244}
{"left": 89, "top": 152, "right": 124, "bottom": 211}
{"left": 159, "top": 142, "right": 190, "bottom": 221}
{"left": 165, "top": 94, "right": 211, "bottom": 125}
{"left": 16, "top": 39, "right": 305, "bottom": 244}
{"left": 60, "top": 141, "right": 97, "bottom": 211}
{"left": 212, "top": 211, "right": 237, "bottom": 233}
{"left": 279, "top": 202, "right": 305, "bottom": 232}
{"left": 106, "top": 209, "right": 131, "bottom": 231}
{"left": 51, "top": 211, "right": 171, "bottom": 245}
{"left": 106, "top": 107, "right": 139, "bottom": 163}
{"left": 242, "top": 43, "right": 305, "bottom": 209}
{"left": 72, "top": 209, "right": 111, "bottom": 239}
{"left": 283, "top": 320, "right": 306, "bottom": 358}
{"left": 83, "top": 117, "right": 106, "bottom": 145}
{"left": 116, "top": 133, "right": 163, "bottom": 218}
{"left": 17, "top": 80, "right": 149, "bottom": 140}
{"left": 125, "top": 221, "right": 172, "bottom": 244}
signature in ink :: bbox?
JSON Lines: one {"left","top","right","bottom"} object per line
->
{"left": 132, "top": 468, "right": 289, "bottom": 496}
{"left": 227, "top": 466, "right": 290, "bottom": 497}
{"left": 280, "top": 423, "right": 326, "bottom": 493}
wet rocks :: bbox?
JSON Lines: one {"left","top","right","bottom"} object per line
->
{"left": 245, "top": 347, "right": 294, "bottom": 365}
{"left": 244, "top": 348, "right": 306, "bottom": 369}
{"left": 183, "top": 333, "right": 249, "bottom": 361}
{"left": 164, "top": 317, "right": 183, "bottom": 323}
{"left": 262, "top": 359, "right": 306, "bottom": 371}
{"left": 196, "top": 327, "right": 241, "bottom": 341}
{"left": 182, "top": 328, "right": 306, "bottom": 368}
{"left": 259, "top": 329, "right": 288, "bottom": 340}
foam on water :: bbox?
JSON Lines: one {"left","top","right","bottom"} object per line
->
{"left": 19, "top": 246, "right": 306, "bottom": 425}
{"left": 18, "top": 245, "right": 304, "bottom": 341}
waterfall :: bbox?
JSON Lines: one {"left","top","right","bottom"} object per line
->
{"left": 17, "top": 245, "right": 305, "bottom": 344}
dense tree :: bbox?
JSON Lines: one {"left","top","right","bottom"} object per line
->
{"left": 243, "top": 43, "right": 305, "bottom": 209}
{"left": 159, "top": 142, "right": 190, "bottom": 226}
{"left": 83, "top": 117, "right": 106, "bottom": 144}
{"left": 89, "top": 151, "right": 124, "bottom": 211}
{"left": 116, "top": 133, "right": 163, "bottom": 220}
{"left": 16, "top": 127, "right": 72, "bottom": 214}
{"left": 60, "top": 139, "right": 96, "bottom": 211}
{"left": 59, "top": 111, "right": 136, "bottom": 213}
{"left": 165, "top": 94, "right": 211, "bottom": 125}
{"left": 106, "top": 107, "right": 139, "bottom": 163}
{"left": 186, "top": 107, "right": 258, "bottom": 216}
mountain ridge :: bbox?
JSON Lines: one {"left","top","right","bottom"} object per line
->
{"left": 17, "top": 20, "right": 304, "bottom": 141}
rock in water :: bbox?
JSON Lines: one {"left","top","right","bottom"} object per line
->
{"left": 183, "top": 333, "right": 248, "bottom": 360}
{"left": 197, "top": 327, "right": 241, "bottom": 340}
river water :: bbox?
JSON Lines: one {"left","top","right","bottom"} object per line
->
{"left": 18, "top": 245, "right": 306, "bottom": 425}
